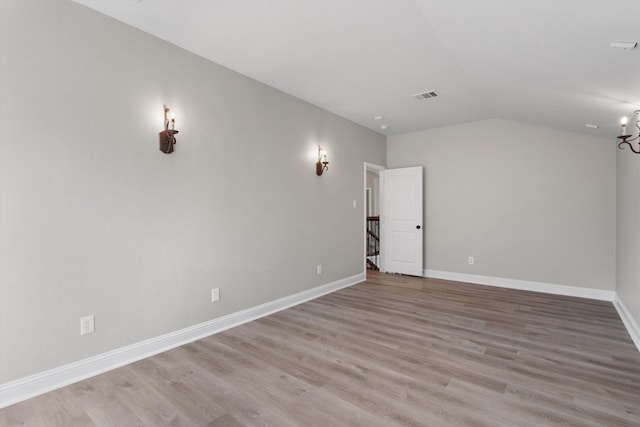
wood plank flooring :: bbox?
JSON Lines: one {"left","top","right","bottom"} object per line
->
{"left": 2, "top": 271, "right": 640, "bottom": 426}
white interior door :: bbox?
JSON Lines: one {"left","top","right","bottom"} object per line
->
{"left": 382, "top": 166, "right": 423, "bottom": 276}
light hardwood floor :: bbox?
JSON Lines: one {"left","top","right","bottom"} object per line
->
{"left": 2, "top": 271, "right": 640, "bottom": 426}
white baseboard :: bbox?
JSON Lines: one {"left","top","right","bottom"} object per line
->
{"left": 423, "top": 269, "right": 615, "bottom": 301}
{"left": 0, "top": 272, "right": 365, "bottom": 409}
{"left": 613, "top": 295, "right": 640, "bottom": 353}
{"left": 423, "top": 269, "right": 640, "bottom": 353}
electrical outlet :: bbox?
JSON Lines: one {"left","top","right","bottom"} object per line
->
{"left": 80, "top": 315, "right": 95, "bottom": 335}
{"left": 468, "top": 256, "right": 475, "bottom": 265}
{"left": 353, "top": 200, "right": 357, "bottom": 209}
{"left": 317, "top": 264, "right": 323, "bottom": 275}
{"left": 211, "top": 288, "right": 220, "bottom": 302}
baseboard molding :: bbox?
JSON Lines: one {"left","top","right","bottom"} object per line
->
{"left": 0, "top": 272, "right": 365, "bottom": 409}
{"left": 423, "top": 269, "right": 616, "bottom": 301}
{"left": 423, "top": 269, "right": 640, "bottom": 353}
{"left": 613, "top": 294, "right": 640, "bottom": 353}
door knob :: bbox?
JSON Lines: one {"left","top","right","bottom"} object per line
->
{"left": 416, "top": 225, "right": 421, "bottom": 229}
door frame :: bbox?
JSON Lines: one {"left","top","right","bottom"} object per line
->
{"left": 364, "top": 162, "right": 386, "bottom": 273}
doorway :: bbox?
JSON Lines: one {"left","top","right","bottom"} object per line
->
{"left": 364, "top": 163, "right": 424, "bottom": 277}
{"left": 364, "top": 163, "right": 385, "bottom": 272}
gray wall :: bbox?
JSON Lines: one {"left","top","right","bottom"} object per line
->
{"left": 0, "top": 0, "right": 386, "bottom": 383}
{"left": 616, "top": 141, "right": 640, "bottom": 330}
{"left": 366, "top": 170, "right": 380, "bottom": 216}
{"left": 387, "top": 119, "right": 616, "bottom": 290}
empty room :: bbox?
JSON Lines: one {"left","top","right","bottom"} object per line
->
{"left": 1, "top": 0, "right": 639, "bottom": 426}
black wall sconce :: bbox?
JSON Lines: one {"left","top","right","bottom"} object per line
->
{"left": 618, "top": 110, "right": 640, "bottom": 154}
{"left": 159, "top": 106, "right": 179, "bottom": 154}
{"left": 316, "top": 146, "right": 329, "bottom": 176}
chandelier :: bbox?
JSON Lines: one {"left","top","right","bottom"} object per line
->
{"left": 618, "top": 110, "right": 640, "bottom": 153}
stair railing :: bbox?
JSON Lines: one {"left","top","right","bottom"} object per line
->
{"left": 366, "top": 216, "right": 380, "bottom": 270}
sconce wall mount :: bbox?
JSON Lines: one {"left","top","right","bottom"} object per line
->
{"left": 316, "top": 146, "right": 329, "bottom": 176}
{"left": 618, "top": 110, "right": 640, "bottom": 154}
{"left": 159, "top": 106, "right": 179, "bottom": 154}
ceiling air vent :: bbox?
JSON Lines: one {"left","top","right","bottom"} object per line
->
{"left": 413, "top": 91, "right": 439, "bottom": 100}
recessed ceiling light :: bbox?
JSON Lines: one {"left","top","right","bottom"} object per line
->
{"left": 610, "top": 41, "right": 637, "bottom": 50}
{"left": 374, "top": 115, "right": 384, "bottom": 121}
{"left": 380, "top": 124, "right": 390, "bottom": 130}
{"left": 585, "top": 124, "right": 599, "bottom": 129}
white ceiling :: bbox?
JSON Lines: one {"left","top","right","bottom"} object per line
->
{"left": 71, "top": 0, "right": 640, "bottom": 138}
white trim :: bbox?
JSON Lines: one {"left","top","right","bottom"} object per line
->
{"left": 364, "top": 162, "right": 386, "bottom": 173}
{"left": 423, "top": 269, "right": 640, "bottom": 352}
{"left": 613, "top": 294, "right": 640, "bottom": 352}
{"left": 0, "top": 272, "right": 365, "bottom": 409}
{"left": 423, "top": 269, "right": 615, "bottom": 301}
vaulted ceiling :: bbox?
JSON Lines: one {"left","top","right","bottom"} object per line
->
{"left": 71, "top": 0, "right": 640, "bottom": 139}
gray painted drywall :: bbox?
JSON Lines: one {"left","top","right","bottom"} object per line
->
{"left": 616, "top": 143, "right": 640, "bottom": 329}
{"left": 366, "top": 171, "right": 380, "bottom": 216}
{"left": 387, "top": 119, "right": 616, "bottom": 290}
{"left": 0, "top": 0, "right": 385, "bottom": 383}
